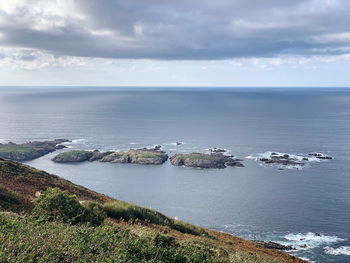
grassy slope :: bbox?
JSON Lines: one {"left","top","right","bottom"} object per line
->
{"left": 0, "top": 158, "right": 305, "bottom": 263}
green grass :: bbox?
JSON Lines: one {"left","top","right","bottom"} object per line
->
{"left": 0, "top": 144, "right": 35, "bottom": 154}
{"left": 137, "top": 153, "right": 161, "bottom": 159}
{"left": 103, "top": 200, "right": 173, "bottom": 226}
{"left": 0, "top": 213, "right": 221, "bottom": 263}
{"left": 56, "top": 150, "right": 92, "bottom": 158}
{"left": 185, "top": 154, "right": 212, "bottom": 161}
{"left": 103, "top": 200, "right": 208, "bottom": 236}
{"left": 0, "top": 212, "right": 297, "bottom": 263}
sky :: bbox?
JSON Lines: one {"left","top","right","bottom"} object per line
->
{"left": 0, "top": 0, "right": 350, "bottom": 87}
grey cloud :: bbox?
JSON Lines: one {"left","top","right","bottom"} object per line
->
{"left": 0, "top": 0, "right": 350, "bottom": 60}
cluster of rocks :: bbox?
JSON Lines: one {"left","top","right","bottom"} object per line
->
{"left": 253, "top": 241, "right": 295, "bottom": 251}
{"left": 258, "top": 152, "right": 333, "bottom": 169}
{"left": 170, "top": 152, "right": 244, "bottom": 169}
{"left": 259, "top": 153, "right": 305, "bottom": 167}
{"left": 52, "top": 147, "right": 169, "bottom": 165}
{"left": 0, "top": 139, "right": 69, "bottom": 161}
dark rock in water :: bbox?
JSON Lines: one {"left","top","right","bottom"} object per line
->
{"left": 52, "top": 150, "right": 93, "bottom": 163}
{"left": 89, "top": 150, "right": 114, "bottom": 162}
{"left": 253, "top": 241, "right": 295, "bottom": 251}
{"left": 302, "top": 157, "right": 309, "bottom": 161}
{"left": 176, "top": 142, "right": 182, "bottom": 146}
{"left": 100, "top": 148, "right": 168, "bottom": 165}
{"left": 209, "top": 148, "right": 226, "bottom": 153}
{"left": 308, "top": 153, "right": 333, "bottom": 160}
{"left": 259, "top": 153, "right": 304, "bottom": 167}
{"left": 0, "top": 139, "right": 70, "bottom": 161}
{"left": 170, "top": 152, "right": 244, "bottom": 169}
{"left": 226, "top": 161, "right": 245, "bottom": 167}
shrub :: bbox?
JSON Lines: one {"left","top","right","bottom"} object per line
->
{"left": 82, "top": 201, "right": 107, "bottom": 226}
{"left": 33, "top": 188, "right": 105, "bottom": 226}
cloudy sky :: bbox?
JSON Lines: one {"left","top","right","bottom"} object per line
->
{"left": 0, "top": 0, "right": 350, "bottom": 86}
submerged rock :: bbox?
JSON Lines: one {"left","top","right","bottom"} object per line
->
{"left": 170, "top": 152, "right": 244, "bottom": 169}
{"left": 0, "top": 139, "right": 70, "bottom": 161}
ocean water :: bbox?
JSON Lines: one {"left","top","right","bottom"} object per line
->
{"left": 0, "top": 87, "right": 350, "bottom": 262}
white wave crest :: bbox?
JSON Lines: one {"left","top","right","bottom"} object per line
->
{"left": 324, "top": 246, "right": 350, "bottom": 256}
{"left": 281, "top": 232, "right": 344, "bottom": 250}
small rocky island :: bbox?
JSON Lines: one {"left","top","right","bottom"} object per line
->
{"left": 0, "top": 139, "right": 69, "bottom": 161}
{"left": 52, "top": 147, "right": 168, "bottom": 165}
{"left": 170, "top": 152, "right": 244, "bottom": 169}
{"left": 256, "top": 152, "right": 333, "bottom": 169}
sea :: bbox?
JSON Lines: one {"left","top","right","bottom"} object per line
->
{"left": 0, "top": 87, "right": 349, "bottom": 263}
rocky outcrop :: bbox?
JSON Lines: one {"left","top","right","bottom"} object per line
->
{"left": 53, "top": 147, "right": 169, "bottom": 165}
{"left": 259, "top": 153, "right": 304, "bottom": 167}
{"left": 256, "top": 152, "right": 333, "bottom": 169}
{"left": 170, "top": 153, "right": 244, "bottom": 169}
{"left": 52, "top": 150, "right": 94, "bottom": 163}
{"left": 0, "top": 139, "right": 70, "bottom": 161}
{"left": 253, "top": 241, "right": 295, "bottom": 251}
{"left": 101, "top": 148, "right": 168, "bottom": 165}
{"left": 308, "top": 153, "right": 333, "bottom": 160}
{"left": 89, "top": 150, "right": 114, "bottom": 162}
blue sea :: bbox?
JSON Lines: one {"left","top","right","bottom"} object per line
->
{"left": 0, "top": 87, "right": 350, "bottom": 262}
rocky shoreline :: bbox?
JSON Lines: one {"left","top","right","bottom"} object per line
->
{"left": 255, "top": 152, "right": 333, "bottom": 170}
{"left": 52, "top": 147, "right": 169, "bottom": 165}
{"left": 1, "top": 139, "right": 334, "bottom": 170}
{"left": 170, "top": 152, "right": 244, "bottom": 169}
{"left": 0, "top": 139, "right": 70, "bottom": 161}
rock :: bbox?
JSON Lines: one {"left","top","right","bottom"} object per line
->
{"left": 52, "top": 150, "right": 93, "bottom": 163}
{"left": 89, "top": 150, "right": 114, "bottom": 162}
{"left": 259, "top": 153, "right": 304, "bottom": 167}
{"left": 0, "top": 139, "right": 70, "bottom": 161}
{"left": 226, "top": 161, "right": 245, "bottom": 167}
{"left": 176, "top": 142, "right": 182, "bottom": 146}
{"left": 209, "top": 148, "right": 226, "bottom": 153}
{"left": 101, "top": 152, "right": 130, "bottom": 163}
{"left": 253, "top": 241, "right": 295, "bottom": 251}
{"left": 308, "top": 153, "right": 333, "bottom": 160}
{"left": 170, "top": 152, "right": 244, "bottom": 169}
{"left": 100, "top": 148, "right": 168, "bottom": 165}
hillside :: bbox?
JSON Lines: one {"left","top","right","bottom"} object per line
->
{"left": 0, "top": 158, "right": 305, "bottom": 262}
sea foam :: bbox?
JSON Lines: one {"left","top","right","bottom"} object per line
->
{"left": 324, "top": 246, "right": 350, "bottom": 256}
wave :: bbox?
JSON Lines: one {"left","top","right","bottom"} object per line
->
{"left": 280, "top": 232, "right": 344, "bottom": 250}
{"left": 324, "top": 246, "right": 350, "bottom": 256}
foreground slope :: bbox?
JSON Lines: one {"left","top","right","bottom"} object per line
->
{"left": 0, "top": 158, "right": 305, "bottom": 263}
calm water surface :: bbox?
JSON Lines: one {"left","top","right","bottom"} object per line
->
{"left": 0, "top": 87, "right": 349, "bottom": 262}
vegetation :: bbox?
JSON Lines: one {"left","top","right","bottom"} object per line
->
{"left": 55, "top": 150, "right": 92, "bottom": 158}
{"left": 33, "top": 188, "right": 106, "bottom": 226}
{"left": 0, "top": 144, "right": 35, "bottom": 154}
{"left": 137, "top": 153, "right": 161, "bottom": 159}
{"left": 0, "top": 158, "right": 305, "bottom": 263}
{"left": 186, "top": 154, "right": 213, "bottom": 161}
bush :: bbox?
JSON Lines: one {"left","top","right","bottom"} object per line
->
{"left": 33, "top": 188, "right": 105, "bottom": 226}
{"left": 82, "top": 201, "right": 107, "bottom": 226}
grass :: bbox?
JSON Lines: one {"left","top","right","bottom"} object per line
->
{"left": 103, "top": 200, "right": 211, "bottom": 237}
{"left": 56, "top": 150, "right": 92, "bottom": 158}
{"left": 103, "top": 200, "right": 173, "bottom": 226}
{"left": 0, "top": 144, "right": 35, "bottom": 154}
{"left": 0, "top": 158, "right": 305, "bottom": 263}
{"left": 137, "top": 153, "right": 161, "bottom": 159}
{"left": 185, "top": 154, "right": 213, "bottom": 161}
{"left": 0, "top": 213, "right": 303, "bottom": 263}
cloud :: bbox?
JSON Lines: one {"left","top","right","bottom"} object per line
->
{"left": 0, "top": 0, "right": 350, "bottom": 61}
